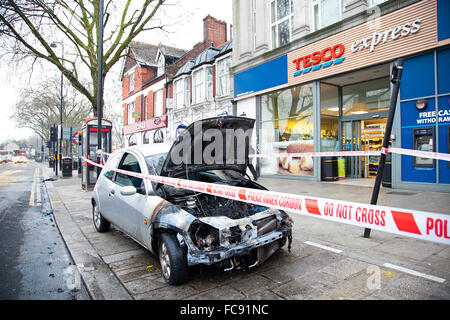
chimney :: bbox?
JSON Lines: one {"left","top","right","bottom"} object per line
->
{"left": 203, "top": 15, "right": 227, "bottom": 47}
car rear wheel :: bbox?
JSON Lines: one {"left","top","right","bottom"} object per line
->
{"left": 158, "top": 233, "right": 188, "bottom": 285}
{"left": 93, "top": 201, "right": 110, "bottom": 233}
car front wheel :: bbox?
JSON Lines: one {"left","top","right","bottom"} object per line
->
{"left": 158, "top": 233, "right": 188, "bottom": 285}
{"left": 93, "top": 201, "right": 110, "bottom": 233}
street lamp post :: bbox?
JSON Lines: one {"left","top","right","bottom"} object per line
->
{"left": 96, "top": 0, "right": 104, "bottom": 179}
{"left": 50, "top": 41, "right": 64, "bottom": 177}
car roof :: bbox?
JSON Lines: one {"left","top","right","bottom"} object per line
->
{"left": 125, "top": 144, "right": 172, "bottom": 157}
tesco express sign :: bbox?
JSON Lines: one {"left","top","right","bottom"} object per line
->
{"left": 292, "top": 44, "right": 345, "bottom": 76}
{"left": 351, "top": 19, "right": 421, "bottom": 53}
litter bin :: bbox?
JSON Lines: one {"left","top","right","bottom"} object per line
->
{"left": 321, "top": 156, "right": 338, "bottom": 181}
{"left": 62, "top": 157, "right": 73, "bottom": 177}
{"left": 382, "top": 153, "right": 392, "bottom": 188}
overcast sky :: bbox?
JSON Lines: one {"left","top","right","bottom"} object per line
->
{"left": 0, "top": 0, "right": 232, "bottom": 144}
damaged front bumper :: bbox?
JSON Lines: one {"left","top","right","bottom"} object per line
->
{"left": 183, "top": 209, "right": 293, "bottom": 267}
{"left": 186, "top": 229, "right": 288, "bottom": 266}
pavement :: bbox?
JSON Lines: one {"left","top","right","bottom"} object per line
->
{"left": 41, "top": 164, "right": 450, "bottom": 301}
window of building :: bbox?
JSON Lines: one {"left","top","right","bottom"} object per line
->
{"left": 142, "top": 95, "right": 147, "bottom": 121}
{"left": 320, "top": 83, "right": 339, "bottom": 152}
{"left": 129, "top": 72, "right": 135, "bottom": 92}
{"left": 252, "top": 0, "right": 257, "bottom": 51}
{"left": 371, "top": 0, "right": 388, "bottom": 6}
{"left": 217, "top": 57, "right": 231, "bottom": 97}
{"left": 143, "top": 131, "right": 150, "bottom": 144}
{"left": 342, "top": 77, "right": 390, "bottom": 116}
{"left": 193, "top": 68, "right": 205, "bottom": 104}
{"left": 313, "top": 0, "right": 344, "bottom": 31}
{"left": 207, "top": 67, "right": 213, "bottom": 101}
{"left": 174, "top": 78, "right": 184, "bottom": 109}
{"left": 260, "top": 83, "right": 314, "bottom": 176}
{"left": 127, "top": 102, "right": 135, "bottom": 125}
{"left": 184, "top": 77, "right": 191, "bottom": 107}
{"left": 174, "top": 76, "right": 190, "bottom": 109}
{"left": 271, "top": 0, "right": 294, "bottom": 49}
{"left": 128, "top": 134, "right": 137, "bottom": 146}
{"left": 154, "top": 89, "right": 163, "bottom": 117}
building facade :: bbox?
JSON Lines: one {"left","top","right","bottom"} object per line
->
{"left": 120, "top": 41, "right": 186, "bottom": 147}
{"left": 120, "top": 15, "right": 233, "bottom": 147}
{"left": 232, "top": 0, "right": 450, "bottom": 192}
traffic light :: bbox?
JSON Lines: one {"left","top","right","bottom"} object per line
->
{"left": 50, "top": 126, "right": 58, "bottom": 142}
{"left": 46, "top": 141, "right": 51, "bottom": 149}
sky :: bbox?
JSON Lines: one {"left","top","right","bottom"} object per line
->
{"left": 0, "top": 0, "right": 232, "bottom": 144}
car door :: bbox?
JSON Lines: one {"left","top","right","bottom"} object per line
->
{"left": 97, "top": 151, "right": 123, "bottom": 223}
{"left": 109, "top": 152, "right": 148, "bottom": 239}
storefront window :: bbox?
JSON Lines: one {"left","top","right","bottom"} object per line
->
{"left": 143, "top": 131, "right": 150, "bottom": 144}
{"left": 260, "top": 83, "right": 314, "bottom": 176}
{"left": 129, "top": 134, "right": 137, "bottom": 146}
{"left": 342, "top": 77, "right": 390, "bottom": 116}
{"left": 320, "top": 83, "right": 339, "bottom": 116}
{"left": 320, "top": 83, "right": 339, "bottom": 152}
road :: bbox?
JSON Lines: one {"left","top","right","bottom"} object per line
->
{"left": 0, "top": 160, "right": 90, "bottom": 300}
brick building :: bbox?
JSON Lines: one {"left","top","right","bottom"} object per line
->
{"left": 120, "top": 15, "right": 233, "bottom": 147}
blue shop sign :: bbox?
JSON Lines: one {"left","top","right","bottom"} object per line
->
{"left": 401, "top": 97, "right": 450, "bottom": 128}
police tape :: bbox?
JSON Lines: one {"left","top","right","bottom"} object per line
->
{"left": 97, "top": 148, "right": 449, "bottom": 161}
{"left": 249, "top": 147, "right": 450, "bottom": 161}
{"left": 82, "top": 156, "right": 450, "bottom": 245}
{"left": 388, "top": 148, "right": 450, "bottom": 161}
{"left": 249, "top": 150, "right": 380, "bottom": 158}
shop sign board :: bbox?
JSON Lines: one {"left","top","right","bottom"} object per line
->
{"left": 401, "top": 100, "right": 450, "bottom": 128}
{"left": 123, "top": 115, "right": 168, "bottom": 135}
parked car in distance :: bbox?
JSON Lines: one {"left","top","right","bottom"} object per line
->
{"left": 92, "top": 117, "right": 293, "bottom": 285}
{"left": 14, "top": 156, "right": 27, "bottom": 164}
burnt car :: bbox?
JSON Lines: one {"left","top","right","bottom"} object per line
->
{"left": 92, "top": 117, "right": 292, "bottom": 285}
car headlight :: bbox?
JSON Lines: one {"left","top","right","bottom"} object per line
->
{"left": 189, "top": 220, "right": 220, "bottom": 251}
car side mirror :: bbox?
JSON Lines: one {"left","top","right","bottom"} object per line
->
{"left": 120, "top": 185, "right": 137, "bottom": 196}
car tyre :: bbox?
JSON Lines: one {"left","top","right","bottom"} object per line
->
{"left": 158, "top": 233, "right": 188, "bottom": 285}
{"left": 93, "top": 201, "right": 110, "bottom": 233}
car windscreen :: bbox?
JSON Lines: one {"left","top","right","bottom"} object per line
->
{"left": 145, "top": 153, "right": 167, "bottom": 175}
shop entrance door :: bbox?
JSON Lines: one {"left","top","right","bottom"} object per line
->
{"left": 342, "top": 120, "right": 362, "bottom": 178}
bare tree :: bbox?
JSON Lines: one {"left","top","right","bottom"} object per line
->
{"left": 0, "top": 0, "right": 166, "bottom": 115}
{"left": 11, "top": 75, "right": 92, "bottom": 141}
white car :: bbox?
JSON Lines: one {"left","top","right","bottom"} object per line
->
{"left": 92, "top": 117, "right": 293, "bottom": 285}
{"left": 14, "top": 156, "right": 27, "bottom": 163}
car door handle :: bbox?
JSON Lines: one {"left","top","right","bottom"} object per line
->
{"left": 109, "top": 189, "right": 115, "bottom": 197}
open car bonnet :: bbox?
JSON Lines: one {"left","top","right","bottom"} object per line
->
{"left": 159, "top": 116, "right": 255, "bottom": 178}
